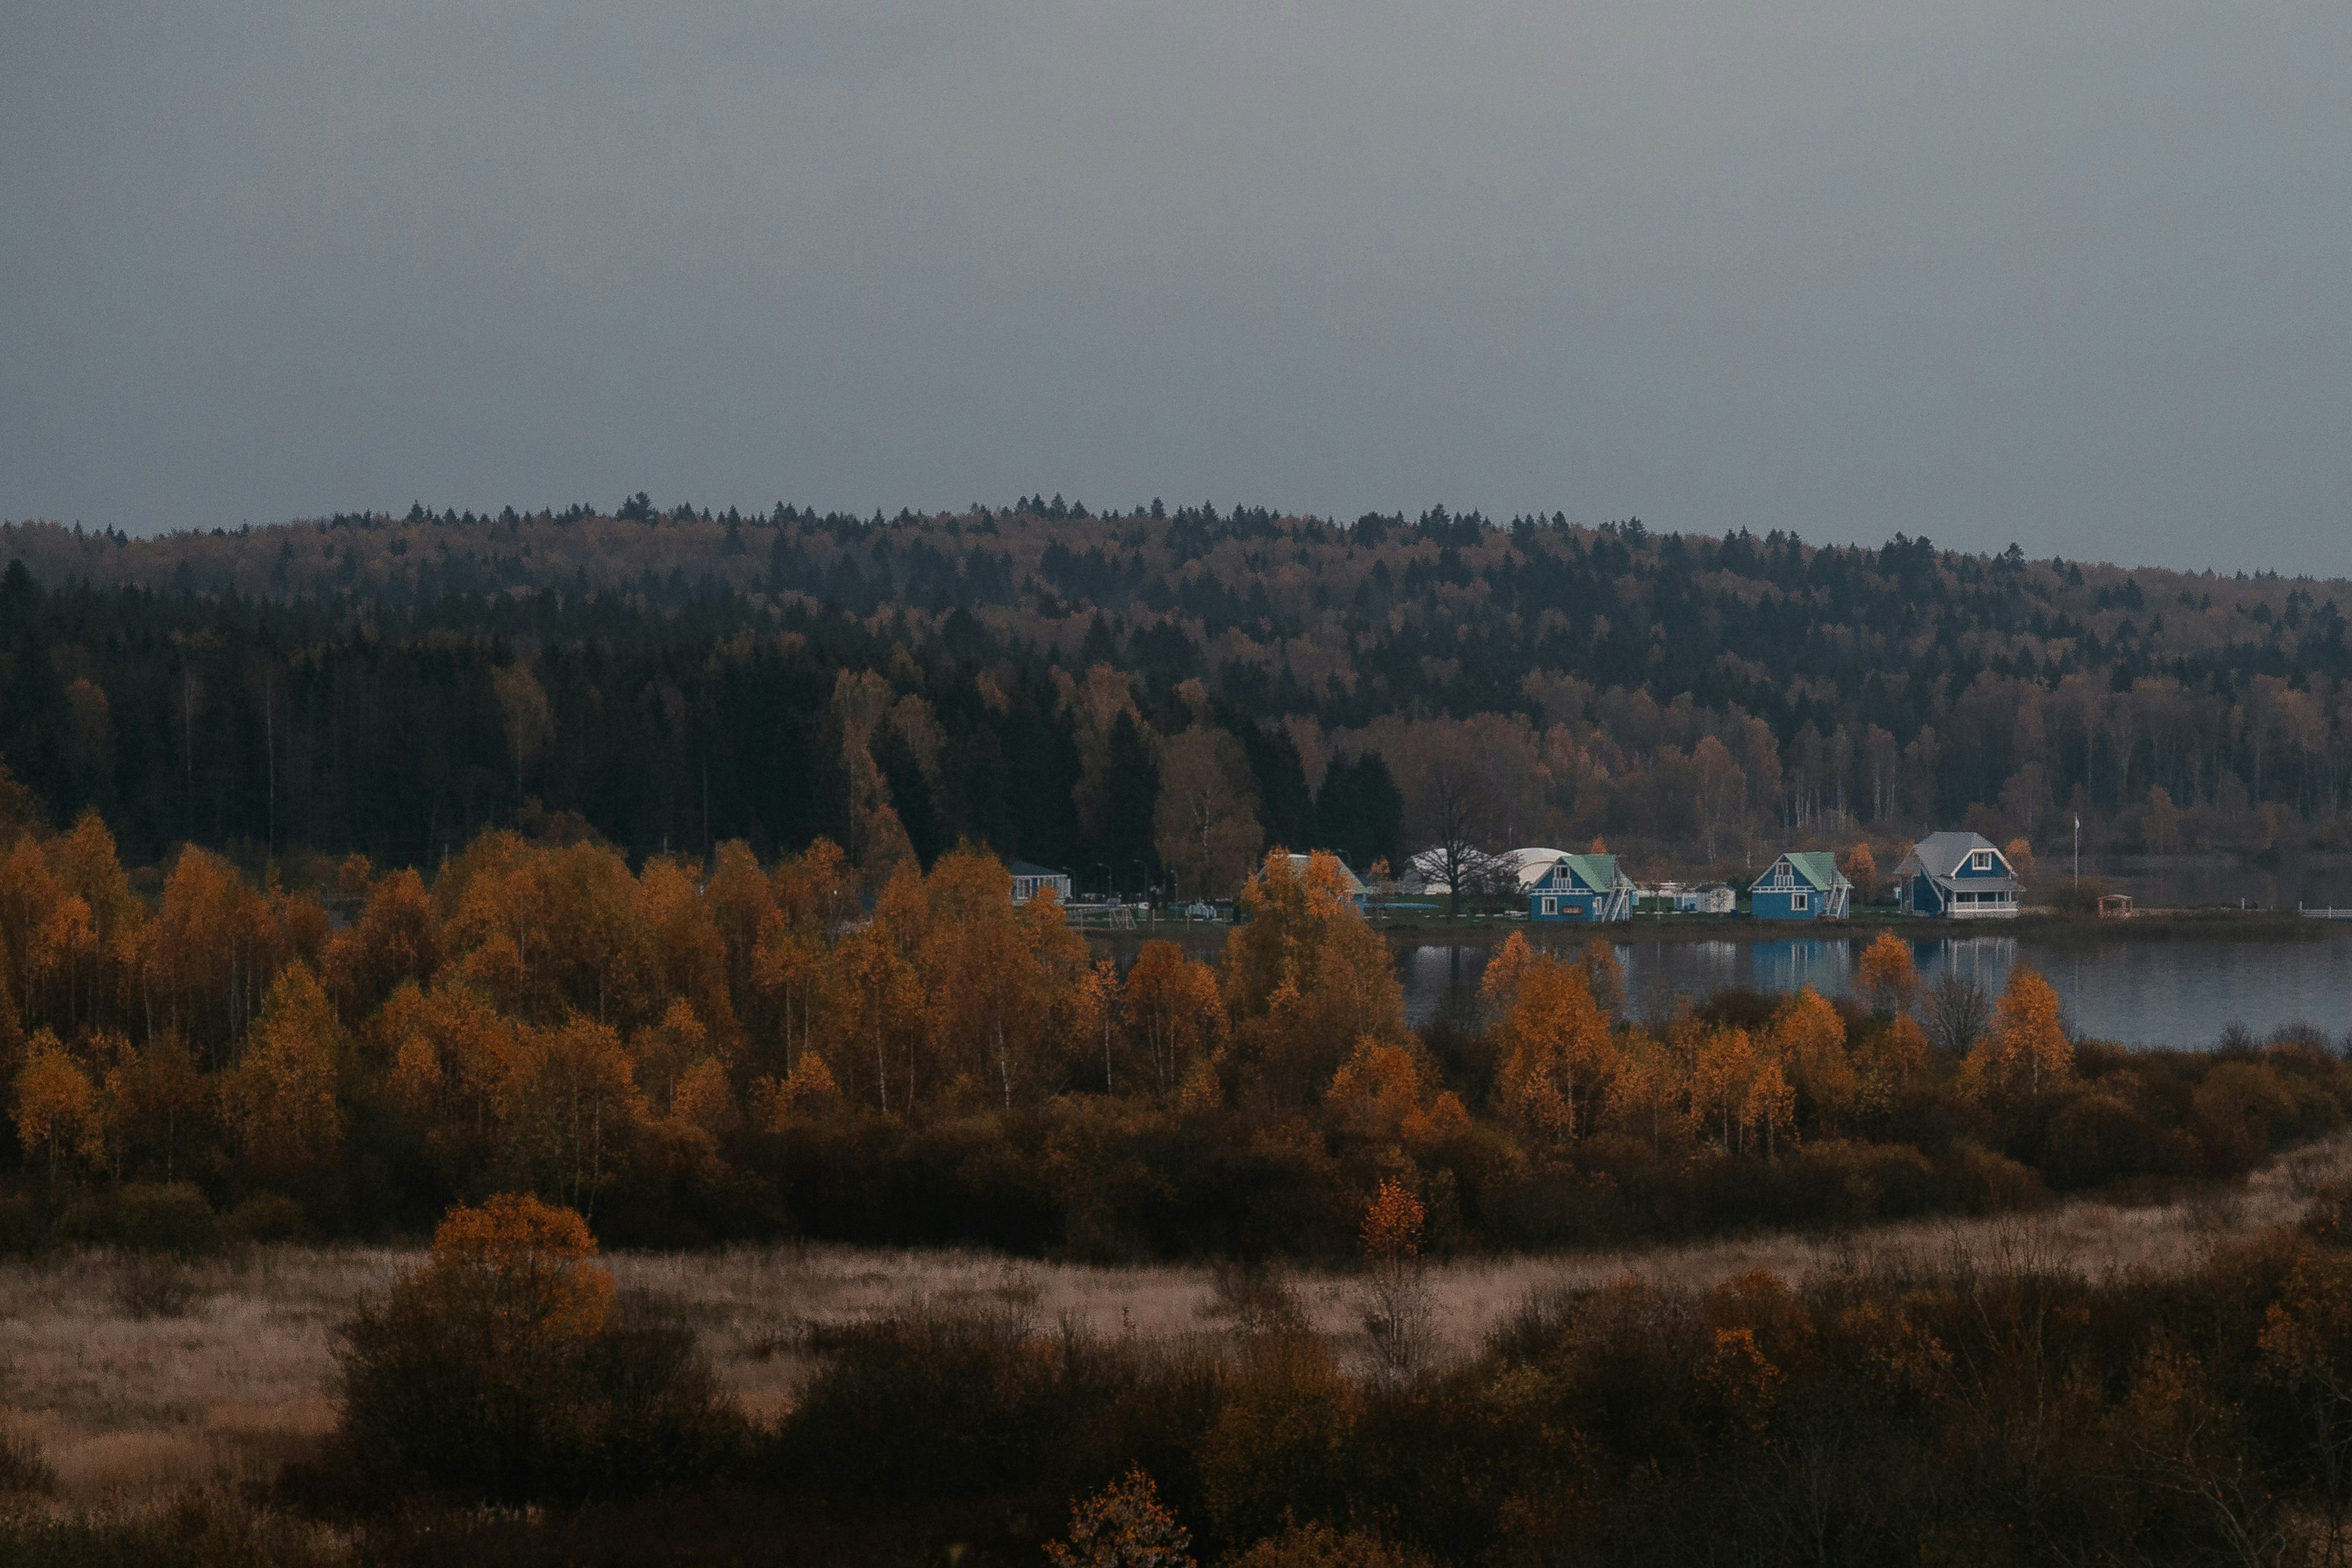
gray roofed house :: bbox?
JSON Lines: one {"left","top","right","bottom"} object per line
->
{"left": 1892, "top": 832, "right": 2023, "bottom": 919}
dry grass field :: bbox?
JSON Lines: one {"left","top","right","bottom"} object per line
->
{"left": 4, "top": 1130, "right": 2349, "bottom": 1512}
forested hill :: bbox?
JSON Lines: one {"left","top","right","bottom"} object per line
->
{"left": 3, "top": 501, "right": 2350, "bottom": 884}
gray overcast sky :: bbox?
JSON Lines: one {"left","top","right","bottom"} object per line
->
{"left": 5, "top": 1, "right": 2349, "bottom": 573}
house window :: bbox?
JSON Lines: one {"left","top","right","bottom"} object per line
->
{"left": 1541, "top": 896, "right": 1556, "bottom": 915}
{"left": 1791, "top": 891, "right": 1808, "bottom": 912}
{"left": 1969, "top": 850, "right": 1992, "bottom": 871}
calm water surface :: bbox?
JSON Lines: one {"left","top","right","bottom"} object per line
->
{"left": 1401, "top": 933, "right": 2352, "bottom": 1047}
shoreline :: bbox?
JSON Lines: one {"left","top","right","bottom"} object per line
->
{"left": 1089, "top": 904, "right": 2352, "bottom": 956}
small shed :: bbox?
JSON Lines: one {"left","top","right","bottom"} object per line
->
{"left": 2097, "top": 892, "right": 2135, "bottom": 919}
{"left": 1749, "top": 852, "right": 1853, "bottom": 920}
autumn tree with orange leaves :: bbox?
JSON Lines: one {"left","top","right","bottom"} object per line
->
{"left": 1222, "top": 851, "right": 1407, "bottom": 1104}
{"left": 1854, "top": 931, "right": 1919, "bottom": 1018}
{"left": 1960, "top": 965, "right": 2074, "bottom": 1112}
{"left": 1123, "top": 940, "right": 1226, "bottom": 1099}
{"left": 1484, "top": 933, "right": 1619, "bottom": 1142}
{"left": 222, "top": 961, "right": 344, "bottom": 1188}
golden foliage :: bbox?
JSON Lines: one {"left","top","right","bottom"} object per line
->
{"left": 1360, "top": 1177, "right": 1425, "bottom": 1266}
{"left": 1843, "top": 842, "right": 1878, "bottom": 901}
{"left": 1961, "top": 965, "right": 2073, "bottom": 1110}
{"left": 1222, "top": 851, "right": 1406, "bottom": 1103}
{"left": 1853, "top": 931, "right": 1918, "bottom": 1016}
{"left": 1044, "top": 1465, "right": 1195, "bottom": 1568}
{"left": 1767, "top": 986, "right": 1852, "bottom": 1133}
{"left": 752, "top": 1050, "right": 842, "bottom": 1131}
{"left": 12, "top": 1030, "right": 101, "bottom": 1183}
{"left": 1689, "top": 1026, "right": 1757, "bottom": 1152}
{"left": 1493, "top": 949, "right": 1617, "bottom": 1141}
{"left": 222, "top": 961, "right": 343, "bottom": 1186}
{"left": 415, "top": 1193, "right": 615, "bottom": 1348}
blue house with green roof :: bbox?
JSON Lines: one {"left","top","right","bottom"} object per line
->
{"left": 1748, "top": 851, "right": 1853, "bottom": 920}
{"left": 1527, "top": 853, "right": 1636, "bottom": 922}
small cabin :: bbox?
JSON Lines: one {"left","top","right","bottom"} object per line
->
{"left": 1892, "top": 832, "right": 2022, "bottom": 919}
{"left": 1009, "top": 861, "right": 1073, "bottom": 905}
{"left": 1748, "top": 852, "right": 1853, "bottom": 920}
{"left": 2098, "top": 892, "right": 2135, "bottom": 919}
{"left": 1528, "top": 853, "right": 1636, "bottom": 922}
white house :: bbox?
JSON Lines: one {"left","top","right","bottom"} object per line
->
{"left": 1009, "top": 860, "right": 1073, "bottom": 905}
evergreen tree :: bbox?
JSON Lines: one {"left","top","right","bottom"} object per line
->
{"left": 1236, "top": 719, "right": 1314, "bottom": 853}
{"left": 1316, "top": 752, "right": 1402, "bottom": 872}
{"left": 871, "top": 726, "right": 943, "bottom": 869}
{"left": 1100, "top": 711, "right": 1161, "bottom": 879}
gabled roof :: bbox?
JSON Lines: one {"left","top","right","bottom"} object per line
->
{"left": 1544, "top": 853, "right": 1627, "bottom": 892}
{"left": 1906, "top": 831, "right": 1998, "bottom": 879}
{"left": 1008, "top": 860, "right": 1066, "bottom": 880}
{"left": 1898, "top": 832, "right": 2022, "bottom": 892}
{"left": 1751, "top": 851, "right": 1850, "bottom": 893}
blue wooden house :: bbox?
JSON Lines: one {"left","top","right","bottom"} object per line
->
{"left": 1527, "top": 853, "right": 1636, "bottom": 922}
{"left": 1748, "top": 852, "right": 1853, "bottom": 920}
{"left": 1893, "top": 832, "right": 2022, "bottom": 919}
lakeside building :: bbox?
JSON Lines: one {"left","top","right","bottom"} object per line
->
{"left": 1893, "top": 832, "right": 2023, "bottom": 919}
{"left": 1009, "top": 861, "right": 1073, "bottom": 905}
{"left": 1749, "top": 852, "right": 1854, "bottom": 920}
{"left": 1527, "top": 853, "right": 1637, "bottom": 922}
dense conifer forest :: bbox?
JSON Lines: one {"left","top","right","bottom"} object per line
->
{"left": 5, "top": 499, "right": 2351, "bottom": 888}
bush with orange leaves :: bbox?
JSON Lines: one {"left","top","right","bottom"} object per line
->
{"left": 331, "top": 1193, "right": 743, "bottom": 1502}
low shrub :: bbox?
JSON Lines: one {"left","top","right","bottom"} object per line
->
{"left": 331, "top": 1194, "right": 746, "bottom": 1503}
{"left": 224, "top": 1193, "right": 310, "bottom": 1245}
{"left": 777, "top": 1305, "right": 1217, "bottom": 1517}
{"left": 60, "top": 1183, "right": 221, "bottom": 1258}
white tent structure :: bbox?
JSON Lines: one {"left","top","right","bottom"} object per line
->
{"left": 1504, "top": 848, "right": 1573, "bottom": 891}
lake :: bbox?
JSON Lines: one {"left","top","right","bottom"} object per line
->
{"left": 1401, "top": 931, "right": 2352, "bottom": 1048}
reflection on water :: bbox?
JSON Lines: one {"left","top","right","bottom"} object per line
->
{"left": 1403, "top": 933, "right": 2352, "bottom": 1048}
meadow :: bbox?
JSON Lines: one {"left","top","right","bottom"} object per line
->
{"left": 6, "top": 1127, "right": 2344, "bottom": 1516}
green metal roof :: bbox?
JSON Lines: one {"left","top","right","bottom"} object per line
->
{"left": 1558, "top": 853, "right": 1623, "bottom": 891}
{"left": 1780, "top": 851, "right": 1851, "bottom": 891}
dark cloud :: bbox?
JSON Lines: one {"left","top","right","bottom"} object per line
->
{"left": 5, "top": 0, "right": 2348, "bottom": 570}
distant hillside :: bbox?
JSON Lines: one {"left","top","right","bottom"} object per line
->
{"left": 3, "top": 500, "right": 2349, "bottom": 884}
